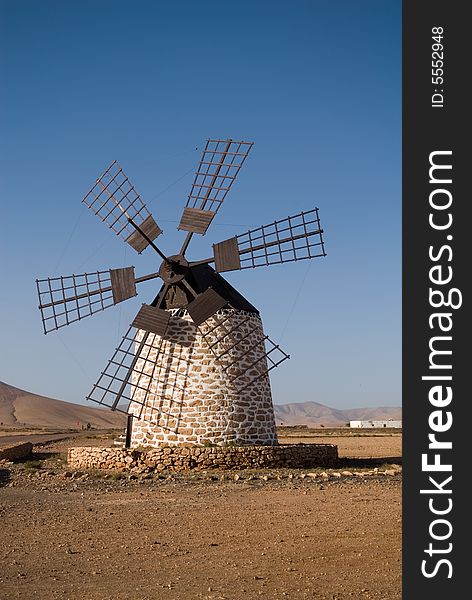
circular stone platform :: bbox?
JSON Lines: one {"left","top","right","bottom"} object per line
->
{"left": 68, "top": 444, "right": 338, "bottom": 472}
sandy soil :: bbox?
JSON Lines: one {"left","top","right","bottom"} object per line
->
{"left": 279, "top": 434, "right": 402, "bottom": 460}
{"left": 0, "top": 434, "right": 401, "bottom": 600}
{"left": 0, "top": 429, "right": 120, "bottom": 446}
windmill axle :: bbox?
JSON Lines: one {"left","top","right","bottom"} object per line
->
{"left": 158, "top": 254, "right": 189, "bottom": 284}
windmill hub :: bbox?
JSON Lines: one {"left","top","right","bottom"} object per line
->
{"left": 158, "top": 254, "right": 189, "bottom": 284}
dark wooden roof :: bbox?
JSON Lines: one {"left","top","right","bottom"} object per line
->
{"left": 160, "top": 263, "right": 259, "bottom": 314}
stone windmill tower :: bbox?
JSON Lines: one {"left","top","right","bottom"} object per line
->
{"left": 36, "top": 139, "right": 326, "bottom": 447}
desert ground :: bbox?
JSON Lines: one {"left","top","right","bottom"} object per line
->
{"left": 0, "top": 428, "right": 402, "bottom": 600}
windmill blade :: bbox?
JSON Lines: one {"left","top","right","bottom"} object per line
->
{"left": 199, "top": 313, "right": 290, "bottom": 394}
{"left": 36, "top": 267, "right": 161, "bottom": 334}
{"left": 212, "top": 208, "right": 326, "bottom": 272}
{"left": 82, "top": 160, "right": 162, "bottom": 253}
{"left": 177, "top": 139, "right": 253, "bottom": 236}
{"left": 186, "top": 288, "right": 228, "bottom": 326}
{"left": 131, "top": 304, "right": 171, "bottom": 337}
{"left": 86, "top": 322, "right": 191, "bottom": 423}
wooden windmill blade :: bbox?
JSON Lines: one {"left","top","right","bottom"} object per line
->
{"left": 186, "top": 288, "right": 228, "bottom": 326}
{"left": 211, "top": 208, "right": 327, "bottom": 272}
{"left": 82, "top": 160, "right": 162, "bottom": 253}
{"left": 36, "top": 267, "right": 161, "bottom": 334}
{"left": 197, "top": 311, "right": 290, "bottom": 393}
{"left": 177, "top": 139, "right": 253, "bottom": 239}
{"left": 86, "top": 319, "right": 191, "bottom": 422}
{"left": 232, "top": 335, "right": 291, "bottom": 394}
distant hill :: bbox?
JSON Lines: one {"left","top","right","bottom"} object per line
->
{"left": 0, "top": 380, "right": 400, "bottom": 430}
{"left": 274, "top": 401, "right": 401, "bottom": 427}
{"left": 0, "top": 381, "right": 126, "bottom": 429}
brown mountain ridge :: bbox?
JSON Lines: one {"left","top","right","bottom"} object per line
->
{"left": 274, "top": 401, "right": 401, "bottom": 426}
{"left": 0, "top": 381, "right": 126, "bottom": 429}
{"left": 1, "top": 380, "right": 400, "bottom": 429}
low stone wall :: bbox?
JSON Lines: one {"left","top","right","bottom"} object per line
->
{"left": 68, "top": 444, "right": 338, "bottom": 472}
{"left": 0, "top": 442, "right": 33, "bottom": 462}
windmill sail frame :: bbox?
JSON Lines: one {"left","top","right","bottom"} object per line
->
{"left": 36, "top": 137, "right": 326, "bottom": 436}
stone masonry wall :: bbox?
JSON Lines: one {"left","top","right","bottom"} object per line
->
{"left": 68, "top": 444, "right": 338, "bottom": 471}
{"left": 129, "top": 309, "right": 278, "bottom": 448}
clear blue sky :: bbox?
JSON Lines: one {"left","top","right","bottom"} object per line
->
{"left": 0, "top": 0, "right": 401, "bottom": 409}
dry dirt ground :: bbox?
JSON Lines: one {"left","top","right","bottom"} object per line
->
{"left": 0, "top": 432, "right": 401, "bottom": 600}
{"left": 278, "top": 430, "right": 402, "bottom": 460}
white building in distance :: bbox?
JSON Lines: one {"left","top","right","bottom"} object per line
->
{"left": 349, "top": 420, "right": 402, "bottom": 429}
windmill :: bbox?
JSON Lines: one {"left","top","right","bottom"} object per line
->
{"left": 36, "top": 139, "right": 326, "bottom": 447}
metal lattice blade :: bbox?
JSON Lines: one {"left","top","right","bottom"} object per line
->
{"left": 82, "top": 160, "right": 162, "bottom": 253}
{"left": 213, "top": 208, "right": 326, "bottom": 272}
{"left": 36, "top": 267, "right": 161, "bottom": 334}
{"left": 199, "top": 313, "right": 290, "bottom": 394}
{"left": 86, "top": 324, "right": 191, "bottom": 423}
{"left": 178, "top": 139, "right": 253, "bottom": 235}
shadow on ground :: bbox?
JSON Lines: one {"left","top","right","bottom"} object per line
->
{"left": 339, "top": 456, "right": 402, "bottom": 469}
{"left": 30, "top": 451, "right": 62, "bottom": 461}
{"left": 0, "top": 468, "right": 11, "bottom": 487}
